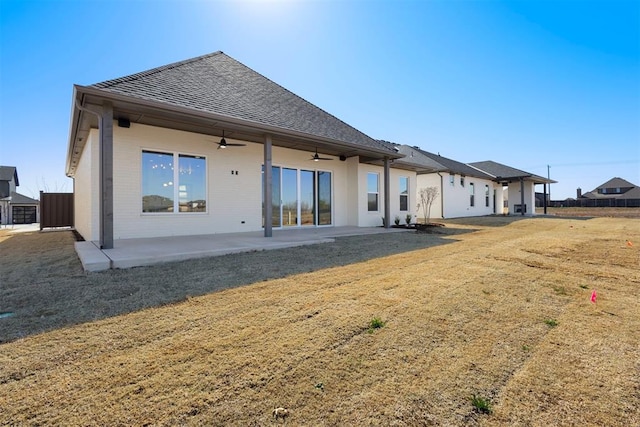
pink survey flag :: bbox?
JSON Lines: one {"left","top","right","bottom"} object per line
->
{"left": 590, "top": 290, "right": 597, "bottom": 304}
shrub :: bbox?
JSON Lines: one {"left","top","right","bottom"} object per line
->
{"left": 368, "top": 317, "right": 386, "bottom": 333}
{"left": 471, "top": 394, "right": 492, "bottom": 414}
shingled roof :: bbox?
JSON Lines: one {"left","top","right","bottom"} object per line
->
{"left": 407, "top": 147, "right": 495, "bottom": 179}
{"left": 469, "top": 160, "right": 553, "bottom": 184}
{"left": 87, "top": 51, "right": 391, "bottom": 152}
{"left": 0, "top": 166, "right": 18, "bottom": 185}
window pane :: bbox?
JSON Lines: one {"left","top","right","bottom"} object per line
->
{"left": 399, "top": 177, "right": 408, "bottom": 211}
{"left": 142, "top": 151, "right": 174, "bottom": 213}
{"left": 367, "top": 173, "right": 378, "bottom": 193}
{"left": 282, "top": 168, "right": 297, "bottom": 226}
{"left": 368, "top": 173, "right": 379, "bottom": 211}
{"left": 272, "top": 166, "right": 281, "bottom": 227}
{"left": 300, "top": 170, "right": 315, "bottom": 226}
{"left": 178, "top": 155, "right": 206, "bottom": 213}
{"left": 368, "top": 193, "right": 378, "bottom": 212}
{"left": 318, "top": 171, "right": 332, "bottom": 225}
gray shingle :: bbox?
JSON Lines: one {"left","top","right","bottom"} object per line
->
{"left": 0, "top": 166, "right": 18, "bottom": 184}
{"left": 90, "top": 52, "right": 393, "bottom": 153}
{"left": 408, "top": 147, "right": 495, "bottom": 179}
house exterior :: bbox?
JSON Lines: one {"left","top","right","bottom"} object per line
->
{"left": 394, "top": 146, "right": 504, "bottom": 219}
{"left": 574, "top": 177, "right": 640, "bottom": 207}
{"left": 469, "top": 161, "right": 554, "bottom": 215}
{"left": 0, "top": 166, "right": 40, "bottom": 225}
{"left": 66, "top": 52, "right": 428, "bottom": 247}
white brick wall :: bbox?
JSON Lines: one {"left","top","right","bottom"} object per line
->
{"left": 73, "top": 130, "right": 100, "bottom": 241}
{"left": 73, "top": 123, "right": 418, "bottom": 239}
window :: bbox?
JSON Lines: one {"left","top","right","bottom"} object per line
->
{"left": 399, "top": 177, "right": 409, "bottom": 211}
{"left": 263, "top": 167, "right": 331, "bottom": 227}
{"left": 142, "top": 150, "right": 206, "bottom": 213}
{"left": 449, "top": 174, "right": 455, "bottom": 186}
{"left": 485, "top": 185, "right": 490, "bottom": 207}
{"left": 460, "top": 176, "right": 465, "bottom": 187}
{"left": 367, "top": 172, "right": 379, "bottom": 211}
{"left": 469, "top": 182, "right": 475, "bottom": 206}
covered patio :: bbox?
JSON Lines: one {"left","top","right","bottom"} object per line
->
{"left": 75, "top": 226, "right": 412, "bottom": 271}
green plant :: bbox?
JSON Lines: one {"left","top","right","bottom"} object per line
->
{"left": 394, "top": 215, "right": 401, "bottom": 226}
{"left": 544, "top": 319, "right": 558, "bottom": 327}
{"left": 368, "top": 316, "right": 386, "bottom": 333}
{"left": 522, "top": 344, "right": 530, "bottom": 351}
{"left": 405, "top": 214, "right": 412, "bottom": 225}
{"left": 579, "top": 284, "right": 588, "bottom": 289}
{"left": 471, "top": 394, "right": 492, "bottom": 414}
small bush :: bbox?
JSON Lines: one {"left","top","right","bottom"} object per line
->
{"left": 471, "top": 394, "right": 492, "bottom": 414}
{"left": 368, "top": 317, "right": 386, "bottom": 333}
{"left": 394, "top": 215, "right": 401, "bottom": 226}
{"left": 544, "top": 319, "right": 558, "bottom": 327}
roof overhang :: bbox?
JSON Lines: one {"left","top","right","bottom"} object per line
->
{"left": 66, "top": 85, "right": 403, "bottom": 177}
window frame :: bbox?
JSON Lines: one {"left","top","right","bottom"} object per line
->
{"left": 469, "top": 182, "right": 475, "bottom": 207}
{"left": 367, "top": 172, "right": 379, "bottom": 212}
{"left": 485, "top": 184, "right": 490, "bottom": 207}
{"left": 141, "top": 149, "right": 208, "bottom": 215}
{"left": 399, "top": 176, "right": 409, "bottom": 212}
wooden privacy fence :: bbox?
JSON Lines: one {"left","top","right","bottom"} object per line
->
{"left": 40, "top": 192, "right": 74, "bottom": 230}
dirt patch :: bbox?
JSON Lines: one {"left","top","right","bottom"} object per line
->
{"left": 0, "top": 217, "right": 638, "bottom": 426}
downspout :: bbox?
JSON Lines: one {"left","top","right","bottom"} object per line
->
{"left": 436, "top": 172, "right": 444, "bottom": 219}
{"left": 74, "top": 99, "right": 114, "bottom": 249}
{"left": 520, "top": 177, "right": 525, "bottom": 216}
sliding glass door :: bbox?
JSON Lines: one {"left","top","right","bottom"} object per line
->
{"left": 318, "top": 171, "right": 332, "bottom": 225}
{"left": 300, "top": 170, "right": 315, "bottom": 226}
{"left": 281, "top": 168, "right": 297, "bottom": 227}
{"left": 264, "top": 166, "right": 331, "bottom": 228}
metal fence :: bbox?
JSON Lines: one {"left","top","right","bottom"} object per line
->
{"left": 550, "top": 198, "right": 640, "bottom": 208}
{"left": 40, "top": 192, "right": 74, "bottom": 229}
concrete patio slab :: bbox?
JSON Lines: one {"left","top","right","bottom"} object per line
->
{"left": 76, "top": 226, "right": 411, "bottom": 271}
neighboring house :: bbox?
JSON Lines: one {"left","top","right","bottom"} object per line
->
{"left": 0, "top": 166, "right": 40, "bottom": 225}
{"left": 66, "top": 52, "right": 430, "bottom": 247}
{"left": 469, "top": 161, "right": 554, "bottom": 215}
{"left": 394, "top": 146, "right": 504, "bottom": 219}
{"left": 576, "top": 177, "right": 640, "bottom": 207}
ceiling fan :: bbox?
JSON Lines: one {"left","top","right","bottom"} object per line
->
{"left": 216, "top": 130, "right": 246, "bottom": 149}
{"left": 310, "top": 148, "right": 333, "bottom": 161}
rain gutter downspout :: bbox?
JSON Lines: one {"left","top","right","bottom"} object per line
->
{"left": 74, "top": 98, "right": 114, "bottom": 249}
{"left": 437, "top": 172, "right": 444, "bottom": 219}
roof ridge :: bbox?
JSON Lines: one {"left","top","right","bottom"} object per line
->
{"left": 91, "top": 51, "right": 225, "bottom": 89}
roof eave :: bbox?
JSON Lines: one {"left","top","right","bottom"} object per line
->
{"left": 66, "top": 85, "right": 402, "bottom": 177}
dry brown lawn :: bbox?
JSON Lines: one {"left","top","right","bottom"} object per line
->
{"left": 538, "top": 206, "right": 640, "bottom": 218}
{"left": 1, "top": 217, "right": 639, "bottom": 426}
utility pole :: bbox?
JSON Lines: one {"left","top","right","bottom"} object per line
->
{"left": 547, "top": 165, "right": 551, "bottom": 203}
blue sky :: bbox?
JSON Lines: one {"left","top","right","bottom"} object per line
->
{"left": 1, "top": 0, "right": 638, "bottom": 200}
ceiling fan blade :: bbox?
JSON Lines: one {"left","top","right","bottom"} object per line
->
{"left": 311, "top": 148, "right": 333, "bottom": 161}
